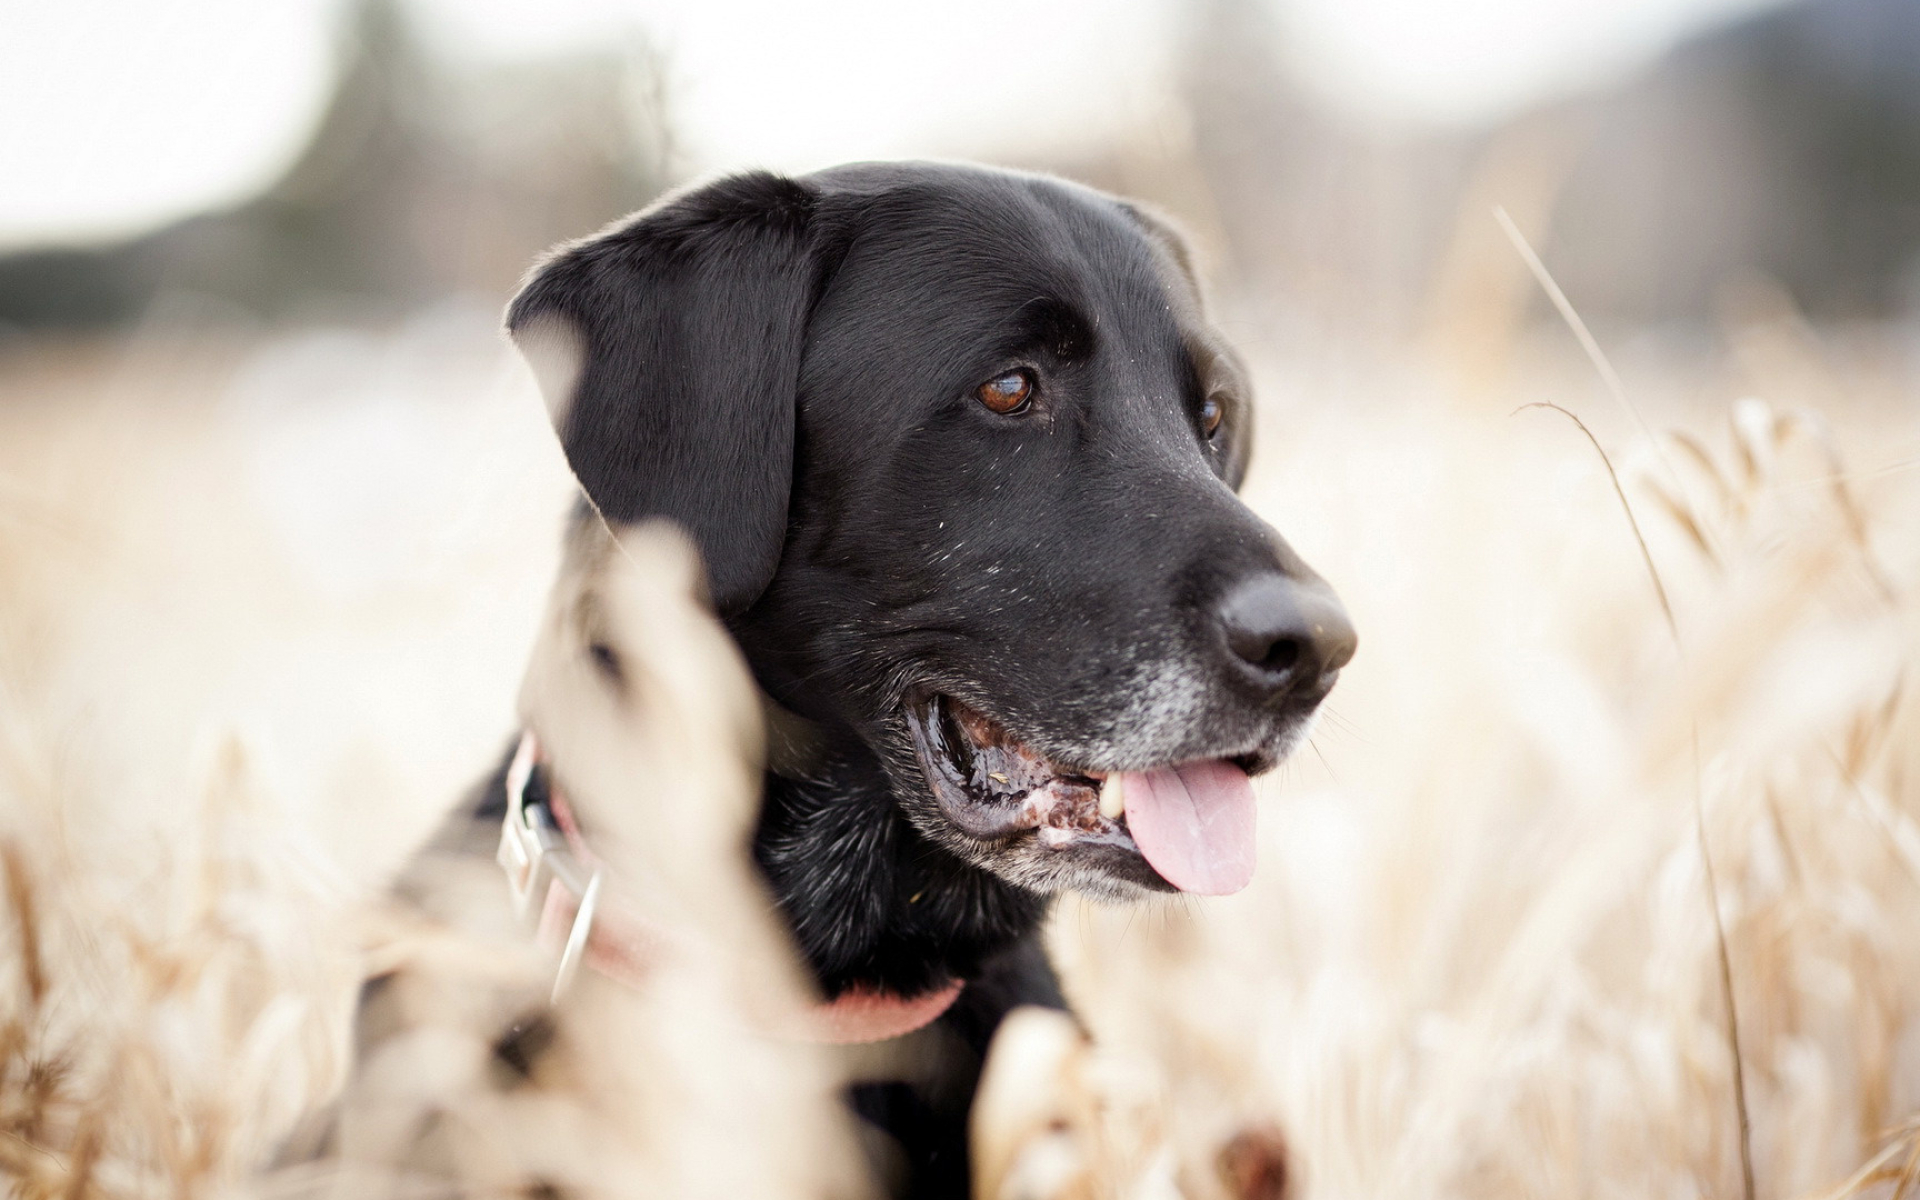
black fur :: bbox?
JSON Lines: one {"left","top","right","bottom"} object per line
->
{"left": 508, "top": 171, "right": 832, "bottom": 612}
{"left": 751, "top": 739, "right": 1049, "bottom": 1000}
{"left": 491, "top": 162, "right": 1354, "bottom": 1198}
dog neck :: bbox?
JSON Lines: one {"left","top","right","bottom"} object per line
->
{"left": 751, "top": 721, "right": 1052, "bottom": 1004}
{"left": 499, "top": 730, "right": 965, "bottom": 1043}
{"left": 680, "top": 686, "right": 1050, "bottom": 1005}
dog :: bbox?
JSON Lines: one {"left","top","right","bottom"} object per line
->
{"left": 452, "top": 161, "right": 1354, "bottom": 1198}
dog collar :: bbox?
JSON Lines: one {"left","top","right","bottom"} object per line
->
{"left": 495, "top": 731, "right": 962, "bottom": 1042}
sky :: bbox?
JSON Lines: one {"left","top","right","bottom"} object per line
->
{"left": 0, "top": 0, "right": 1787, "bottom": 251}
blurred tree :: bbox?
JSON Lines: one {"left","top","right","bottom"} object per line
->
{"left": 1544, "top": 0, "right": 1920, "bottom": 324}
{"left": 0, "top": 0, "right": 670, "bottom": 331}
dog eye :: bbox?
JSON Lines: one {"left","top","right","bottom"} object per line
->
{"left": 977, "top": 370, "right": 1034, "bottom": 415}
{"left": 1200, "top": 395, "right": 1226, "bottom": 436}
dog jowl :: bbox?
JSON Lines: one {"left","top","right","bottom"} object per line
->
{"left": 505, "top": 161, "right": 1354, "bottom": 1190}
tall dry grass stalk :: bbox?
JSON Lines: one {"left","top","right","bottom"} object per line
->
{"left": 1, "top": 312, "right": 1917, "bottom": 1198}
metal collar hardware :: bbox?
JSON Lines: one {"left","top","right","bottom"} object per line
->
{"left": 495, "top": 731, "right": 604, "bottom": 1002}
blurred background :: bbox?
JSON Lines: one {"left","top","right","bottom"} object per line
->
{"left": 6, "top": 1, "right": 1920, "bottom": 1196}
{"left": 7, "top": 0, "right": 1920, "bottom": 499}
{"left": 5, "top": 0, "right": 1919, "bottom": 341}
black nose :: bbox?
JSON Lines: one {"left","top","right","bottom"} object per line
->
{"left": 1217, "top": 572, "right": 1357, "bottom": 699}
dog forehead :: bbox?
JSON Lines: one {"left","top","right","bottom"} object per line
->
{"left": 811, "top": 165, "right": 1176, "bottom": 322}
{"left": 792, "top": 164, "right": 1230, "bottom": 477}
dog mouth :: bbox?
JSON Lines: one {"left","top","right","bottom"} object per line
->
{"left": 902, "top": 694, "right": 1259, "bottom": 895}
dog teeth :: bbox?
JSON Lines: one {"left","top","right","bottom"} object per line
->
{"left": 1098, "top": 774, "right": 1125, "bottom": 820}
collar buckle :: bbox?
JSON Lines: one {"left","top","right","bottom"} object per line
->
{"left": 496, "top": 731, "right": 603, "bottom": 1001}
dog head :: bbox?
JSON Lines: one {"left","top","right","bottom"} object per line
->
{"left": 508, "top": 162, "right": 1354, "bottom": 902}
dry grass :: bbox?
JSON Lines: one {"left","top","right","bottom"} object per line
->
{"left": 0, "top": 714, "right": 361, "bottom": 1196}
{"left": 1, "top": 300, "right": 1917, "bottom": 1198}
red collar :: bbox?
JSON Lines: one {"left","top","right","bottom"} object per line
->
{"left": 495, "top": 731, "right": 962, "bottom": 1043}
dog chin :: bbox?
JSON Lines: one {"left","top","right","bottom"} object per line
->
{"left": 985, "top": 851, "right": 1175, "bottom": 902}
{"left": 903, "top": 811, "right": 1180, "bottom": 902}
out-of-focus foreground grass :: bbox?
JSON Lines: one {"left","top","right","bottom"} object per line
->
{"left": 1, "top": 297, "right": 1917, "bottom": 1198}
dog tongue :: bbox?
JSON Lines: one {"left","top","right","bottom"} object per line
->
{"left": 1118, "top": 760, "right": 1257, "bottom": 895}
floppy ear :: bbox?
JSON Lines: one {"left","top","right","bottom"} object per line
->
{"left": 507, "top": 172, "right": 827, "bottom": 615}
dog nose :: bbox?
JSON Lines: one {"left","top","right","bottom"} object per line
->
{"left": 1216, "top": 572, "right": 1357, "bottom": 699}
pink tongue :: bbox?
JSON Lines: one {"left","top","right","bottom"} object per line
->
{"left": 1118, "top": 760, "right": 1257, "bottom": 895}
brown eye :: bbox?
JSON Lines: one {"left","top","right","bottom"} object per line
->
{"left": 1200, "top": 395, "right": 1226, "bottom": 436}
{"left": 977, "top": 370, "right": 1034, "bottom": 415}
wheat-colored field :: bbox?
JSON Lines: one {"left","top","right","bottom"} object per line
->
{"left": 2, "top": 298, "right": 1917, "bottom": 1198}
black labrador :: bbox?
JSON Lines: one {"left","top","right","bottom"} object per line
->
{"left": 471, "top": 161, "right": 1354, "bottom": 1197}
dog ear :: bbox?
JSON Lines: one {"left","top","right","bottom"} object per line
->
{"left": 1118, "top": 201, "right": 1254, "bottom": 489}
{"left": 507, "top": 172, "right": 827, "bottom": 615}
